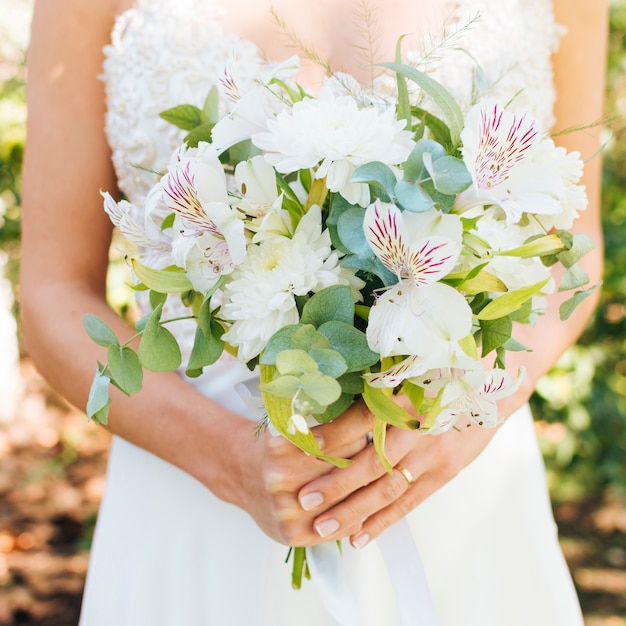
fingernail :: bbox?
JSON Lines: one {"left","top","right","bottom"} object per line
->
{"left": 300, "top": 491, "right": 324, "bottom": 511}
{"left": 352, "top": 533, "right": 370, "bottom": 549}
{"left": 315, "top": 518, "right": 339, "bottom": 538}
{"left": 314, "top": 435, "right": 324, "bottom": 450}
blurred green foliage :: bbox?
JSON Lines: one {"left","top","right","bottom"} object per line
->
{"left": 0, "top": 1, "right": 625, "bottom": 503}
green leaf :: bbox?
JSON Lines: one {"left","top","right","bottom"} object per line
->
{"left": 161, "top": 212, "right": 176, "bottom": 231}
{"left": 131, "top": 260, "right": 194, "bottom": 293}
{"left": 185, "top": 123, "right": 215, "bottom": 148}
{"left": 381, "top": 62, "right": 464, "bottom": 145}
{"left": 394, "top": 179, "right": 435, "bottom": 213}
{"left": 300, "top": 285, "right": 355, "bottom": 326}
{"left": 350, "top": 161, "right": 397, "bottom": 201}
{"left": 559, "top": 263, "right": 590, "bottom": 292}
{"left": 186, "top": 322, "right": 224, "bottom": 375}
{"left": 444, "top": 268, "right": 507, "bottom": 294}
{"left": 429, "top": 155, "right": 472, "bottom": 195}
{"left": 291, "top": 325, "right": 331, "bottom": 352}
{"left": 401, "top": 381, "right": 425, "bottom": 415}
{"left": 394, "top": 36, "right": 412, "bottom": 130}
{"left": 557, "top": 233, "right": 595, "bottom": 268}
{"left": 259, "top": 374, "right": 302, "bottom": 398}
{"left": 149, "top": 290, "right": 168, "bottom": 310}
{"left": 259, "top": 365, "right": 351, "bottom": 468}
{"left": 559, "top": 283, "right": 600, "bottom": 321}
{"left": 337, "top": 371, "right": 364, "bottom": 395}
{"left": 83, "top": 314, "right": 119, "bottom": 348}
{"left": 201, "top": 86, "right": 220, "bottom": 124}
{"left": 480, "top": 317, "right": 513, "bottom": 356}
{"left": 475, "top": 279, "right": 550, "bottom": 321}
{"left": 260, "top": 325, "right": 301, "bottom": 364}
{"left": 86, "top": 367, "right": 111, "bottom": 424}
{"left": 309, "top": 348, "right": 348, "bottom": 378}
{"left": 362, "top": 383, "right": 420, "bottom": 430}
{"left": 107, "top": 345, "right": 143, "bottom": 395}
{"left": 373, "top": 416, "right": 393, "bottom": 474}
{"left": 316, "top": 393, "right": 354, "bottom": 423}
{"left": 410, "top": 106, "right": 452, "bottom": 149}
{"left": 159, "top": 104, "right": 203, "bottom": 130}
{"left": 317, "top": 321, "right": 379, "bottom": 372}
{"left": 336, "top": 206, "right": 372, "bottom": 256}
{"left": 403, "top": 139, "right": 446, "bottom": 182}
{"left": 275, "top": 349, "right": 319, "bottom": 376}
{"left": 497, "top": 234, "right": 566, "bottom": 258}
{"left": 299, "top": 373, "right": 343, "bottom": 406}
{"left": 138, "top": 304, "right": 182, "bottom": 372}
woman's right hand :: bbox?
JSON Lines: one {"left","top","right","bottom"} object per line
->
{"left": 226, "top": 401, "right": 375, "bottom": 547}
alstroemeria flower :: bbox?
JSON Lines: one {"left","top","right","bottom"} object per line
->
{"left": 161, "top": 142, "right": 247, "bottom": 273}
{"left": 102, "top": 188, "right": 173, "bottom": 269}
{"left": 211, "top": 55, "right": 301, "bottom": 152}
{"left": 364, "top": 202, "right": 472, "bottom": 357}
{"left": 458, "top": 100, "right": 583, "bottom": 224}
{"left": 253, "top": 81, "right": 414, "bottom": 206}
{"left": 233, "top": 155, "right": 282, "bottom": 224}
{"left": 422, "top": 367, "right": 526, "bottom": 434}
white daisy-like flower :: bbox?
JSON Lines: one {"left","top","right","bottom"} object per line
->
{"left": 221, "top": 206, "right": 364, "bottom": 362}
{"left": 457, "top": 100, "right": 586, "bottom": 225}
{"left": 253, "top": 80, "right": 414, "bottom": 206}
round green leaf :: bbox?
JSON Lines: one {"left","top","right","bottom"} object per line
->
{"left": 83, "top": 314, "right": 119, "bottom": 348}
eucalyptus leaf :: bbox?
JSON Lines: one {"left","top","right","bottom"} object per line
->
{"left": 291, "top": 325, "right": 331, "bottom": 352}
{"left": 559, "top": 284, "right": 600, "bottom": 321}
{"left": 394, "top": 179, "right": 435, "bottom": 213}
{"left": 299, "top": 372, "right": 342, "bottom": 406}
{"left": 317, "top": 321, "right": 379, "bottom": 372}
{"left": 86, "top": 367, "right": 111, "bottom": 424}
{"left": 340, "top": 253, "right": 397, "bottom": 286}
{"left": 350, "top": 161, "right": 397, "bottom": 201}
{"left": 430, "top": 156, "right": 472, "bottom": 195}
{"left": 336, "top": 206, "right": 372, "bottom": 256}
{"left": 309, "top": 348, "right": 348, "bottom": 378}
{"left": 337, "top": 371, "right": 365, "bottom": 395}
{"left": 259, "top": 374, "right": 302, "bottom": 398}
{"left": 138, "top": 304, "right": 182, "bottom": 372}
{"left": 83, "top": 314, "right": 119, "bottom": 348}
{"left": 107, "top": 345, "right": 143, "bottom": 395}
{"left": 275, "top": 349, "right": 319, "bottom": 376}
{"left": 557, "top": 233, "right": 595, "bottom": 268}
{"left": 316, "top": 393, "right": 354, "bottom": 423}
{"left": 260, "top": 325, "right": 301, "bottom": 364}
{"left": 559, "top": 263, "right": 590, "bottom": 292}
{"left": 300, "top": 285, "right": 354, "bottom": 326}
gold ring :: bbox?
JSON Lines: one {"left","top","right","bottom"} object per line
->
{"left": 395, "top": 464, "right": 415, "bottom": 485}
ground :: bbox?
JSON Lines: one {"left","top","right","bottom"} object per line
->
{"left": 0, "top": 360, "right": 624, "bottom": 626}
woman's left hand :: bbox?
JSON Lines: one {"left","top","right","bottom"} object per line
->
{"left": 296, "top": 398, "right": 504, "bottom": 549}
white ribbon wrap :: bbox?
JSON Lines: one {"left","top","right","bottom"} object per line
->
{"left": 235, "top": 377, "right": 438, "bottom": 626}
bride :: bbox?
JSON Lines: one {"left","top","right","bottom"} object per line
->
{"left": 21, "top": 0, "right": 606, "bottom": 624}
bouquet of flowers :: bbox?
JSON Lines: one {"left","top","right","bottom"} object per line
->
{"left": 84, "top": 52, "right": 595, "bottom": 586}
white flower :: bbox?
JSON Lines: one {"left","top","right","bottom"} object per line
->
{"left": 253, "top": 81, "right": 414, "bottom": 206}
{"left": 233, "top": 155, "right": 283, "bottom": 226}
{"left": 102, "top": 188, "right": 173, "bottom": 268}
{"left": 221, "top": 206, "right": 364, "bottom": 362}
{"left": 458, "top": 100, "right": 585, "bottom": 224}
{"left": 363, "top": 202, "right": 472, "bottom": 358}
{"left": 161, "top": 142, "right": 247, "bottom": 287}
{"left": 212, "top": 55, "right": 301, "bottom": 152}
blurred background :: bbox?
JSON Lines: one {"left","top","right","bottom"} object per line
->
{"left": 0, "top": 1, "right": 625, "bottom": 624}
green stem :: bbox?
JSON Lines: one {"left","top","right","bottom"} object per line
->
{"left": 291, "top": 547, "right": 307, "bottom": 590}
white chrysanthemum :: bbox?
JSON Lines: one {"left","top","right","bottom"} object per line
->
{"left": 253, "top": 81, "right": 414, "bottom": 206}
{"left": 221, "top": 206, "right": 364, "bottom": 362}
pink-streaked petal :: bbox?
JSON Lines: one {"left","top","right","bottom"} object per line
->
{"left": 464, "top": 100, "right": 540, "bottom": 191}
{"left": 406, "top": 236, "right": 459, "bottom": 286}
{"left": 363, "top": 202, "right": 408, "bottom": 278}
{"left": 161, "top": 162, "right": 220, "bottom": 235}
{"left": 363, "top": 354, "right": 431, "bottom": 388}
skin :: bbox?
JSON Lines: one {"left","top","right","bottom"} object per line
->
{"left": 22, "top": 0, "right": 606, "bottom": 552}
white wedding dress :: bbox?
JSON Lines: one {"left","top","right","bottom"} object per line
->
{"left": 79, "top": 1, "right": 584, "bottom": 624}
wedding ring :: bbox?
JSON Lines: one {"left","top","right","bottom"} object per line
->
{"left": 395, "top": 464, "right": 415, "bottom": 485}
{"left": 365, "top": 431, "right": 374, "bottom": 446}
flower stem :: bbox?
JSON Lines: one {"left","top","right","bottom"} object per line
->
{"left": 291, "top": 546, "right": 307, "bottom": 589}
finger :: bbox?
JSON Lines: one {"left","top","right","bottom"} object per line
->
{"left": 298, "top": 426, "right": 416, "bottom": 512}
{"left": 309, "top": 462, "right": 415, "bottom": 540}
{"left": 349, "top": 471, "right": 441, "bottom": 549}
{"left": 311, "top": 399, "right": 374, "bottom": 455}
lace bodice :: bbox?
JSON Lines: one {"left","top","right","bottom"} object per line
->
{"left": 102, "top": 0, "right": 561, "bottom": 207}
